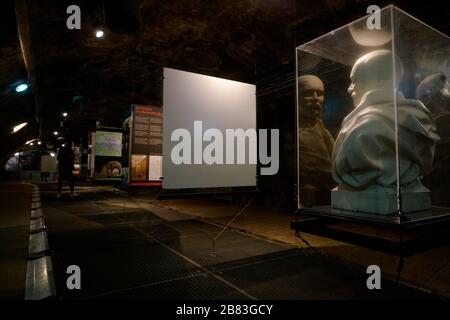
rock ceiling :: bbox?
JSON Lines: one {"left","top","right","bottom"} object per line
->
{"left": 0, "top": 0, "right": 448, "bottom": 164}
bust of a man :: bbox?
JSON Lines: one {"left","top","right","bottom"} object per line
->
{"left": 416, "top": 73, "right": 450, "bottom": 206}
{"left": 331, "top": 50, "right": 439, "bottom": 215}
{"left": 416, "top": 73, "right": 450, "bottom": 117}
{"left": 298, "top": 75, "right": 335, "bottom": 206}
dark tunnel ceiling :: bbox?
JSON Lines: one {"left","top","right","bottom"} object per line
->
{"left": 1, "top": 0, "right": 449, "bottom": 162}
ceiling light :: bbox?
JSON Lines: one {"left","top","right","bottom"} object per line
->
{"left": 53, "top": 131, "right": 59, "bottom": 136}
{"left": 37, "top": 141, "right": 42, "bottom": 145}
{"left": 50, "top": 152, "right": 56, "bottom": 157}
{"left": 30, "top": 142, "right": 34, "bottom": 146}
{"left": 62, "top": 112, "right": 68, "bottom": 117}
{"left": 95, "top": 30, "right": 104, "bottom": 38}
{"left": 12, "top": 122, "right": 28, "bottom": 133}
{"left": 25, "top": 139, "right": 36, "bottom": 145}
{"left": 15, "top": 83, "right": 28, "bottom": 93}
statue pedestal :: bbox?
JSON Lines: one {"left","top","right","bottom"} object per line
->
{"left": 331, "top": 184, "right": 431, "bottom": 215}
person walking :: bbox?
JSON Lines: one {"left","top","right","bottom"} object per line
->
{"left": 56, "top": 139, "right": 78, "bottom": 198}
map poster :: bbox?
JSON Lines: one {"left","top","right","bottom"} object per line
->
{"left": 132, "top": 105, "right": 163, "bottom": 155}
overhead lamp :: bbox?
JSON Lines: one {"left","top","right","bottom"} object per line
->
{"left": 12, "top": 122, "right": 28, "bottom": 133}
{"left": 50, "top": 152, "right": 56, "bottom": 157}
{"left": 53, "top": 131, "right": 59, "bottom": 136}
{"left": 62, "top": 112, "right": 68, "bottom": 117}
{"left": 25, "top": 139, "right": 36, "bottom": 145}
{"left": 15, "top": 83, "right": 29, "bottom": 93}
{"left": 30, "top": 142, "right": 34, "bottom": 146}
{"left": 37, "top": 141, "right": 42, "bottom": 145}
{"left": 95, "top": 30, "right": 104, "bottom": 38}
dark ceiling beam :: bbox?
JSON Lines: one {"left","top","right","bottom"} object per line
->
{"left": 15, "top": 0, "right": 40, "bottom": 137}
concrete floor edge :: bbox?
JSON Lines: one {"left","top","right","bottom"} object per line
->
{"left": 24, "top": 183, "right": 57, "bottom": 300}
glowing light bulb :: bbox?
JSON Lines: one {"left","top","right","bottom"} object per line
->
{"left": 15, "top": 83, "right": 28, "bottom": 93}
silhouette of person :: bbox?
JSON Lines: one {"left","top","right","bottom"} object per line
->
{"left": 56, "top": 139, "right": 77, "bottom": 198}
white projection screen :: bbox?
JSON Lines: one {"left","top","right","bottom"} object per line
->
{"left": 163, "top": 68, "right": 256, "bottom": 189}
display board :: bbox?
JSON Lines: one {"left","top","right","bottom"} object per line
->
{"left": 132, "top": 105, "right": 163, "bottom": 155}
{"left": 95, "top": 131, "right": 123, "bottom": 157}
{"left": 131, "top": 155, "right": 148, "bottom": 181}
{"left": 40, "top": 154, "right": 57, "bottom": 172}
{"left": 162, "top": 68, "right": 256, "bottom": 189}
{"left": 149, "top": 155, "right": 162, "bottom": 181}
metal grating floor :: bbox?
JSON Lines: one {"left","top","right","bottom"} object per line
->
{"left": 89, "top": 272, "right": 251, "bottom": 300}
{"left": 218, "top": 252, "right": 432, "bottom": 300}
{"left": 42, "top": 188, "right": 433, "bottom": 300}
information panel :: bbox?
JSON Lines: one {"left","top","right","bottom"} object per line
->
{"left": 132, "top": 105, "right": 163, "bottom": 155}
{"left": 95, "top": 131, "right": 122, "bottom": 157}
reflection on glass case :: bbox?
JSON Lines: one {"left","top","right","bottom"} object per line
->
{"left": 296, "top": 5, "right": 450, "bottom": 223}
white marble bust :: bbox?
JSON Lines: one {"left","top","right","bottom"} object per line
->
{"left": 331, "top": 50, "right": 439, "bottom": 215}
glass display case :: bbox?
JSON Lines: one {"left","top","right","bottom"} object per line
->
{"left": 296, "top": 5, "right": 450, "bottom": 224}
